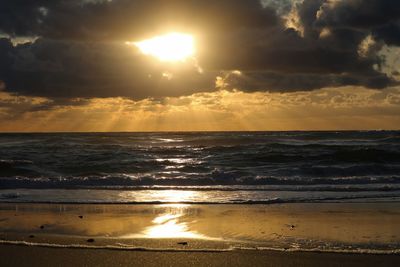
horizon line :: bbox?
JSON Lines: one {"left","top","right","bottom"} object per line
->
{"left": 0, "top": 129, "right": 399, "bottom": 134}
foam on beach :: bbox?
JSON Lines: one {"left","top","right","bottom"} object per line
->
{"left": 1, "top": 239, "right": 400, "bottom": 255}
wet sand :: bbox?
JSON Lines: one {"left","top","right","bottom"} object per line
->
{"left": 1, "top": 244, "right": 400, "bottom": 267}
{"left": 0, "top": 203, "right": 400, "bottom": 266}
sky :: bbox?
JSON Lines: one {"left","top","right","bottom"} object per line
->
{"left": 0, "top": 0, "right": 400, "bottom": 131}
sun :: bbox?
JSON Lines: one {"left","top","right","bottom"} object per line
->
{"left": 127, "top": 32, "right": 195, "bottom": 62}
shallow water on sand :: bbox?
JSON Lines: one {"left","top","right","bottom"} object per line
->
{"left": 1, "top": 203, "right": 400, "bottom": 254}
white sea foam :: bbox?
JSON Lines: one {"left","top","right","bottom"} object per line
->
{"left": 1, "top": 188, "right": 400, "bottom": 204}
{"left": 1, "top": 240, "right": 399, "bottom": 255}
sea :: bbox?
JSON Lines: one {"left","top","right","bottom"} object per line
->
{"left": 1, "top": 131, "right": 400, "bottom": 204}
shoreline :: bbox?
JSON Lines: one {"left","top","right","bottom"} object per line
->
{"left": 1, "top": 202, "right": 400, "bottom": 254}
{"left": 2, "top": 188, "right": 400, "bottom": 205}
{"left": 1, "top": 239, "right": 400, "bottom": 255}
{"left": 1, "top": 202, "right": 400, "bottom": 266}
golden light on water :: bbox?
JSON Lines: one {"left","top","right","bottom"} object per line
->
{"left": 118, "top": 189, "right": 202, "bottom": 203}
{"left": 123, "top": 204, "right": 210, "bottom": 239}
{"left": 143, "top": 207, "right": 205, "bottom": 239}
{"left": 155, "top": 190, "right": 197, "bottom": 202}
{"left": 127, "top": 190, "right": 200, "bottom": 203}
{"left": 127, "top": 32, "right": 195, "bottom": 62}
{"left": 118, "top": 191, "right": 211, "bottom": 239}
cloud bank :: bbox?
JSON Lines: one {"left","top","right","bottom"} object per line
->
{"left": 0, "top": 0, "right": 399, "bottom": 101}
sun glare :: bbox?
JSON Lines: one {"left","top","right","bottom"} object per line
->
{"left": 127, "top": 32, "right": 195, "bottom": 62}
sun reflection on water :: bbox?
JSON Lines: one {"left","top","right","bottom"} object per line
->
{"left": 153, "top": 190, "right": 198, "bottom": 203}
{"left": 118, "top": 191, "right": 217, "bottom": 239}
{"left": 143, "top": 206, "right": 205, "bottom": 238}
{"left": 119, "top": 190, "right": 202, "bottom": 203}
{"left": 124, "top": 204, "right": 209, "bottom": 239}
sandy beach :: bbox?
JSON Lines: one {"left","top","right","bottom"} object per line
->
{"left": 0, "top": 202, "right": 400, "bottom": 266}
{"left": 1, "top": 244, "right": 400, "bottom": 267}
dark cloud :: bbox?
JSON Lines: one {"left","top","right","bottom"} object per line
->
{"left": 315, "top": 0, "right": 400, "bottom": 46}
{"left": 219, "top": 71, "right": 391, "bottom": 93}
{"left": 316, "top": 0, "right": 400, "bottom": 29}
{"left": 0, "top": 0, "right": 399, "bottom": 101}
{"left": 198, "top": 27, "right": 378, "bottom": 75}
{"left": 0, "top": 0, "right": 277, "bottom": 40}
{"left": 0, "top": 38, "right": 216, "bottom": 99}
{"left": 373, "top": 23, "right": 400, "bottom": 46}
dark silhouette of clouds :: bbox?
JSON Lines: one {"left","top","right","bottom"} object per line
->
{"left": 0, "top": 38, "right": 216, "bottom": 99}
{"left": 0, "top": 0, "right": 399, "bottom": 101}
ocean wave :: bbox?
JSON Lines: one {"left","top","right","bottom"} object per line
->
{"left": 1, "top": 189, "right": 399, "bottom": 204}
{"left": 1, "top": 131, "right": 400, "bottom": 191}
{"left": 1, "top": 174, "right": 400, "bottom": 189}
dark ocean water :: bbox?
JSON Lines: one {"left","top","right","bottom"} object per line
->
{"left": 1, "top": 131, "right": 400, "bottom": 203}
